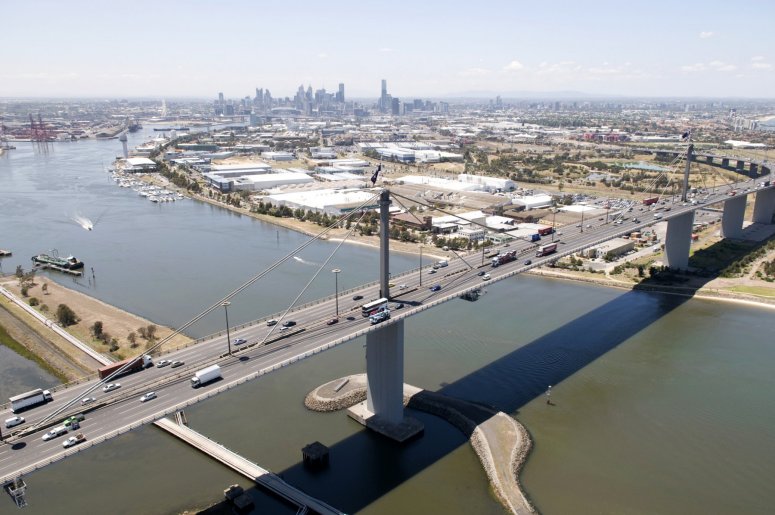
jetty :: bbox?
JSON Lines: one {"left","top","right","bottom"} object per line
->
{"left": 155, "top": 416, "right": 344, "bottom": 515}
{"left": 0, "top": 250, "right": 11, "bottom": 257}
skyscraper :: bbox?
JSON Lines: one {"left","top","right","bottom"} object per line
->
{"left": 380, "top": 80, "right": 388, "bottom": 112}
{"left": 337, "top": 83, "right": 345, "bottom": 103}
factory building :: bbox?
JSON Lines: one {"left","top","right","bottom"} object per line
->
{"left": 583, "top": 238, "right": 635, "bottom": 259}
{"left": 266, "top": 188, "right": 379, "bottom": 215}
{"left": 458, "top": 174, "right": 516, "bottom": 192}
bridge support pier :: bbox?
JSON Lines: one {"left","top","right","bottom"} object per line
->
{"left": 347, "top": 320, "right": 423, "bottom": 442}
{"left": 663, "top": 211, "right": 694, "bottom": 270}
{"left": 721, "top": 195, "right": 747, "bottom": 239}
{"left": 753, "top": 188, "right": 775, "bottom": 224}
{"left": 722, "top": 158, "right": 729, "bottom": 168}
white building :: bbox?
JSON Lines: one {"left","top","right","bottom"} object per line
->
{"left": 458, "top": 174, "right": 516, "bottom": 192}
{"left": 261, "top": 151, "right": 295, "bottom": 161}
{"left": 512, "top": 194, "right": 553, "bottom": 210}
{"left": 266, "top": 188, "right": 378, "bottom": 215}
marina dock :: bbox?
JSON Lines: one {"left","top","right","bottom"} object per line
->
{"left": 154, "top": 416, "right": 344, "bottom": 515}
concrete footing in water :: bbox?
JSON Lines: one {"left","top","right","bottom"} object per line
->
{"left": 305, "top": 374, "right": 536, "bottom": 514}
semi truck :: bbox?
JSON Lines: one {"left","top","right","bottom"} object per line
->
{"left": 536, "top": 243, "right": 558, "bottom": 257}
{"left": 97, "top": 354, "right": 153, "bottom": 380}
{"left": 642, "top": 197, "right": 659, "bottom": 206}
{"left": 191, "top": 365, "right": 222, "bottom": 388}
{"left": 10, "top": 388, "right": 53, "bottom": 413}
{"left": 491, "top": 251, "right": 517, "bottom": 267}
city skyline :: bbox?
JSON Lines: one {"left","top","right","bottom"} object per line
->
{"left": 1, "top": 0, "right": 774, "bottom": 99}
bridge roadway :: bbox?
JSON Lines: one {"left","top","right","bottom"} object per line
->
{"left": 1, "top": 175, "right": 773, "bottom": 485}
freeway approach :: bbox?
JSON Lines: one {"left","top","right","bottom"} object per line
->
{"left": 1, "top": 175, "right": 773, "bottom": 485}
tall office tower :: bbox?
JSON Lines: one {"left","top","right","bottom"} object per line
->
{"left": 381, "top": 79, "right": 388, "bottom": 112}
{"left": 337, "top": 83, "right": 345, "bottom": 103}
{"left": 218, "top": 92, "right": 224, "bottom": 104}
{"left": 391, "top": 97, "right": 400, "bottom": 115}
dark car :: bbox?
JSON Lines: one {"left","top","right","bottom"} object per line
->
{"left": 430, "top": 285, "right": 441, "bottom": 292}
{"left": 524, "top": 259, "right": 532, "bottom": 265}
{"left": 282, "top": 320, "right": 296, "bottom": 328}
{"left": 352, "top": 295, "right": 364, "bottom": 301}
{"left": 326, "top": 318, "right": 339, "bottom": 326}
{"left": 394, "top": 303, "right": 404, "bottom": 309}
{"left": 477, "top": 271, "right": 486, "bottom": 276}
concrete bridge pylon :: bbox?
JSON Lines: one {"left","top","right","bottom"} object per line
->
{"left": 664, "top": 211, "right": 695, "bottom": 270}
{"left": 753, "top": 188, "right": 775, "bottom": 225}
{"left": 347, "top": 189, "right": 424, "bottom": 442}
{"left": 721, "top": 195, "right": 747, "bottom": 239}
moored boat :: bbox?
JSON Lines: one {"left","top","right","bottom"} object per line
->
{"left": 31, "top": 252, "right": 84, "bottom": 270}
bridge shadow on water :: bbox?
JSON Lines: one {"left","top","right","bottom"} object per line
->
{"left": 231, "top": 267, "right": 729, "bottom": 513}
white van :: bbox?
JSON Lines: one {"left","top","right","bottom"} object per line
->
{"left": 5, "top": 416, "right": 25, "bottom": 428}
{"left": 437, "top": 260, "right": 449, "bottom": 268}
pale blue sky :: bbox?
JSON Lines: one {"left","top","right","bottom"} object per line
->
{"left": 1, "top": 0, "right": 773, "bottom": 99}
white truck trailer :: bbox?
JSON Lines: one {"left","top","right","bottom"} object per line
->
{"left": 190, "top": 365, "right": 222, "bottom": 388}
{"left": 10, "top": 389, "right": 53, "bottom": 413}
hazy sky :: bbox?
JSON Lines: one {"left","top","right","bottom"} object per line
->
{"left": 1, "top": 0, "right": 773, "bottom": 99}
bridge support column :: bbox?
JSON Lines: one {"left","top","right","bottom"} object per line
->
{"left": 705, "top": 156, "right": 714, "bottom": 165}
{"left": 753, "top": 188, "right": 775, "bottom": 224}
{"left": 664, "top": 211, "right": 694, "bottom": 270}
{"left": 347, "top": 320, "right": 423, "bottom": 442}
{"left": 722, "top": 158, "right": 729, "bottom": 168}
{"left": 736, "top": 160, "right": 745, "bottom": 171}
{"left": 721, "top": 195, "right": 747, "bottom": 239}
{"left": 750, "top": 163, "right": 758, "bottom": 175}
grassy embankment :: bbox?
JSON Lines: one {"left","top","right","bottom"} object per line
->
{"left": 0, "top": 322, "right": 68, "bottom": 382}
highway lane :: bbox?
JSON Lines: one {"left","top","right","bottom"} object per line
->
{"left": 1, "top": 176, "right": 772, "bottom": 483}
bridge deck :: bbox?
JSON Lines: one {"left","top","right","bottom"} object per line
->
{"left": 154, "top": 417, "right": 343, "bottom": 515}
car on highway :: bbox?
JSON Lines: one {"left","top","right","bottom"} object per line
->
{"left": 482, "top": 274, "right": 491, "bottom": 281}
{"left": 326, "top": 318, "right": 339, "bottom": 326}
{"left": 102, "top": 383, "right": 121, "bottom": 393}
{"left": 42, "top": 426, "right": 68, "bottom": 441}
{"left": 170, "top": 361, "right": 184, "bottom": 368}
{"left": 394, "top": 303, "right": 404, "bottom": 309}
{"left": 266, "top": 319, "right": 278, "bottom": 326}
{"left": 282, "top": 320, "right": 296, "bottom": 328}
{"left": 346, "top": 316, "right": 356, "bottom": 321}
{"left": 428, "top": 269, "right": 437, "bottom": 274}
{"left": 233, "top": 338, "right": 247, "bottom": 346}
{"left": 140, "top": 392, "right": 157, "bottom": 403}
{"left": 81, "top": 396, "right": 96, "bottom": 406}
{"left": 398, "top": 284, "right": 407, "bottom": 289}
{"left": 5, "top": 416, "right": 25, "bottom": 428}
{"left": 430, "top": 284, "right": 442, "bottom": 292}
{"left": 352, "top": 295, "right": 363, "bottom": 301}
{"left": 156, "top": 360, "right": 171, "bottom": 368}
{"left": 369, "top": 310, "right": 390, "bottom": 325}
{"left": 477, "top": 271, "right": 486, "bottom": 276}
{"left": 524, "top": 259, "right": 532, "bottom": 265}
{"left": 62, "top": 434, "right": 86, "bottom": 449}
{"left": 64, "top": 414, "right": 85, "bottom": 427}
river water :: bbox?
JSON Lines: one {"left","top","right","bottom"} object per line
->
{"left": 1, "top": 134, "right": 774, "bottom": 514}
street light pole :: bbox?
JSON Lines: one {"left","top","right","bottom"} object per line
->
{"left": 222, "top": 301, "right": 231, "bottom": 356}
{"left": 419, "top": 245, "right": 423, "bottom": 286}
{"left": 332, "top": 268, "right": 341, "bottom": 319}
{"left": 552, "top": 208, "right": 557, "bottom": 242}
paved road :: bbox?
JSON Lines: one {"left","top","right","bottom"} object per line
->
{"left": 1, "top": 176, "right": 772, "bottom": 484}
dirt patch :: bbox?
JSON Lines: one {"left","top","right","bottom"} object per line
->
{"left": 1, "top": 277, "right": 191, "bottom": 361}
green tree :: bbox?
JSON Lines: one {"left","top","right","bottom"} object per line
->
{"left": 128, "top": 331, "right": 138, "bottom": 348}
{"left": 91, "top": 321, "right": 104, "bottom": 338}
{"left": 56, "top": 304, "right": 79, "bottom": 327}
{"left": 29, "top": 297, "right": 40, "bottom": 307}
{"left": 146, "top": 324, "right": 158, "bottom": 341}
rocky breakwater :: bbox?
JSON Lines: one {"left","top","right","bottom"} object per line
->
{"left": 305, "top": 374, "right": 536, "bottom": 514}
